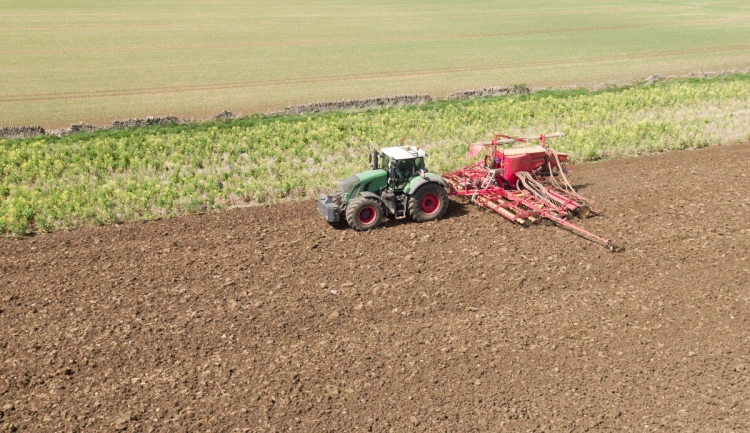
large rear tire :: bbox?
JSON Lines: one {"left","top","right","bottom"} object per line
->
{"left": 345, "top": 197, "right": 383, "bottom": 231}
{"left": 408, "top": 183, "right": 449, "bottom": 223}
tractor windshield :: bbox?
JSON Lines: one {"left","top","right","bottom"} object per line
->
{"left": 393, "top": 159, "right": 415, "bottom": 188}
{"left": 414, "top": 157, "right": 425, "bottom": 171}
{"left": 380, "top": 154, "right": 391, "bottom": 170}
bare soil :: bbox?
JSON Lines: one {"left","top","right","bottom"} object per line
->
{"left": 1, "top": 143, "right": 749, "bottom": 432}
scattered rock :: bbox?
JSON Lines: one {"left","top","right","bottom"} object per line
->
{"left": 113, "top": 413, "right": 134, "bottom": 431}
{"left": 68, "top": 122, "right": 99, "bottom": 133}
{"left": 445, "top": 85, "right": 530, "bottom": 100}
{"left": 688, "top": 71, "right": 720, "bottom": 78}
{"left": 46, "top": 122, "right": 101, "bottom": 136}
{"left": 0, "top": 125, "right": 45, "bottom": 139}
{"left": 111, "top": 115, "right": 179, "bottom": 129}
{"left": 212, "top": 110, "right": 237, "bottom": 120}
{"left": 271, "top": 94, "right": 433, "bottom": 115}
{"left": 4, "top": 69, "right": 747, "bottom": 139}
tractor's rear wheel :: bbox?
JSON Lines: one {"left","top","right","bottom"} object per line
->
{"left": 408, "top": 183, "right": 449, "bottom": 223}
{"left": 345, "top": 197, "right": 383, "bottom": 231}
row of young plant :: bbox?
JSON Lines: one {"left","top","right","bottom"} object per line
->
{"left": 2, "top": 74, "right": 749, "bottom": 235}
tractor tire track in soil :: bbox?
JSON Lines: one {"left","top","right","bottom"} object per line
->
{"left": 1, "top": 143, "right": 749, "bottom": 431}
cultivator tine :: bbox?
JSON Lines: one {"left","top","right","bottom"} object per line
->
{"left": 444, "top": 174, "right": 471, "bottom": 194}
{"left": 543, "top": 211, "right": 615, "bottom": 251}
{"left": 543, "top": 188, "right": 580, "bottom": 214}
{"left": 474, "top": 195, "right": 526, "bottom": 226}
{"left": 544, "top": 185, "right": 601, "bottom": 216}
{"left": 442, "top": 132, "right": 616, "bottom": 251}
{"left": 473, "top": 192, "right": 539, "bottom": 227}
{"left": 503, "top": 190, "right": 546, "bottom": 224}
{"left": 538, "top": 170, "right": 602, "bottom": 216}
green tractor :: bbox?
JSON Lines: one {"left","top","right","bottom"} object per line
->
{"left": 317, "top": 146, "right": 449, "bottom": 230}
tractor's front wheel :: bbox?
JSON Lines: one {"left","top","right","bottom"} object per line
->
{"left": 345, "top": 197, "right": 383, "bottom": 231}
{"left": 408, "top": 183, "right": 449, "bottom": 223}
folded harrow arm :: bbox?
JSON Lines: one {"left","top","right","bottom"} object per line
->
{"left": 442, "top": 132, "right": 617, "bottom": 251}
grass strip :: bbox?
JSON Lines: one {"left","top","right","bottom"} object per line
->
{"left": 2, "top": 73, "right": 750, "bottom": 236}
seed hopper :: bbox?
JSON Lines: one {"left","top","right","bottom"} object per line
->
{"left": 442, "top": 133, "right": 616, "bottom": 251}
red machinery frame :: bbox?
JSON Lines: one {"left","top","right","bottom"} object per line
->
{"left": 442, "top": 133, "right": 615, "bottom": 251}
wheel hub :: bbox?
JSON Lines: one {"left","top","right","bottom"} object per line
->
{"left": 419, "top": 194, "right": 440, "bottom": 215}
{"left": 358, "top": 206, "right": 376, "bottom": 224}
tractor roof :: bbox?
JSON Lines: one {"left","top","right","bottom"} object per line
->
{"left": 381, "top": 146, "right": 426, "bottom": 160}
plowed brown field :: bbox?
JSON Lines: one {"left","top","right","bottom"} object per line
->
{"left": 2, "top": 143, "right": 749, "bottom": 432}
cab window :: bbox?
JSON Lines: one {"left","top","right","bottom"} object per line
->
{"left": 395, "top": 159, "right": 414, "bottom": 180}
{"left": 380, "top": 154, "right": 391, "bottom": 170}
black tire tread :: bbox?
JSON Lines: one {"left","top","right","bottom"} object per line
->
{"left": 408, "top": 183, "right": 449, "bottom": 223}
{"left": 345, "top": 197, "right": 383, "bottom": 231}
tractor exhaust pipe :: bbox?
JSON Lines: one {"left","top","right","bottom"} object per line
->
{"left": 369, "top": 150, "right": 379, "bottom": 170}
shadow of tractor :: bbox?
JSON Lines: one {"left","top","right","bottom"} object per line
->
{"left": 379, "top": 196, "right": 470, "bottom": 229}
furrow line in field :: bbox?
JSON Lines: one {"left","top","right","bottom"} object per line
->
{"left": 2, "top": 17, "right": 748, "bottom": 56}
{"left": 2, "top": 44, "right": 750, "bottom": 104}
{"left": 0, "top": 5, "right": 706, "bottom": 20}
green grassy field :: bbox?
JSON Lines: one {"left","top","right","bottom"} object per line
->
{"left": 2, "top": 73, "right": 750, "bottom": 236}
{"left": 2, "top": 0, "right": 750, "bottom": 128}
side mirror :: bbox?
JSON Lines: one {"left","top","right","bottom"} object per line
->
{"left": 369, "top": 150, "right": 379, "bottom": 170}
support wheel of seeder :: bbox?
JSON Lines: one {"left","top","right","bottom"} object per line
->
{"left": 346, "top": 197, "right": 383, "bottom": 231}
{"left": 576, "top": 204, "right": 591, "bottom": 218}
{"left": 408, "top": 183, "right": 449, "bottom": 223}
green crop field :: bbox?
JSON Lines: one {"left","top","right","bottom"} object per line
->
{"left": 2, "top": 73, "right": 750, "bottom": 236}
{"left": 2, "top": 0, "right": 750, "bottom": 128}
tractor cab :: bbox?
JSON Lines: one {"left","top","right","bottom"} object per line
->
{"left": 379, "top": 146, "right": 427, "bottom": 189}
